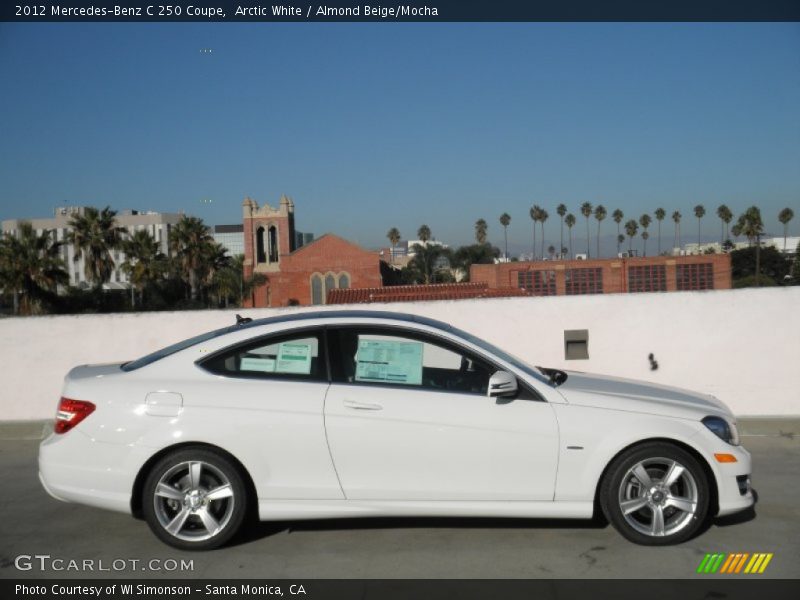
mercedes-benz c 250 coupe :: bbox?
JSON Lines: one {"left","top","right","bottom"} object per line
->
{"left": 39, "top": 311, "right": 754, "bottom": 550}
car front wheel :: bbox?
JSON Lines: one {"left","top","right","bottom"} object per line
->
{"left": 600, "top": 442, "right": 710, "bottom": 545}
{"left": 142, "top": 448, "right": 248, "bottom": 550}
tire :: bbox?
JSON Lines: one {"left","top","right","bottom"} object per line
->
{"left": 142, "top": 447, "right": 248, "bottom": 550}
{"left": 600, "top": 442, "right": 710, "bottom": 546}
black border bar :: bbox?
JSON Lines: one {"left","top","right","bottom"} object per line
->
{"left": 3, "top": 1, "right": 800, "bottom": 22}
{"left": 4, "top": 580, "right": 800, "bottom": 600}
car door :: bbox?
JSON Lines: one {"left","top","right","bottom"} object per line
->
{"left": 323, "top": 326, "right": 560, "bottom": 501}
{"left": 192, "top": 327, "right": 343, "bottom": 500}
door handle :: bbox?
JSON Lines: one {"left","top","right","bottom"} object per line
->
{"left": 343, "top": 399, "right": 383, "bottom": 411}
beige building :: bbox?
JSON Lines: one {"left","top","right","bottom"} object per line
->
{"left": 2, "top": 206, "right": 183, "bottom": 290}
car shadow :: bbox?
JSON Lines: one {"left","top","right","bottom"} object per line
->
{"left": 230, "top": 514, "right": 609, "bottom": 547}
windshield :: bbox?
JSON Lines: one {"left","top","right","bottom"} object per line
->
{"left": 450, "top": 325, "right": 552, "bottom": 386}
{"left": 121, "top": 324, "right": 240, "bottom": 371}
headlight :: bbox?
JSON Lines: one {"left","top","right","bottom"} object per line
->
{"left": 702, "top": 416, "right": 740, "bottom": 446}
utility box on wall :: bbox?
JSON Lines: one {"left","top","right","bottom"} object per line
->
{"left": 564, "top": 329, "right": 589, "bottom": 360}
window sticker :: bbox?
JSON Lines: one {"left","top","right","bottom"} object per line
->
{"left": 276, "top": 342, "right": 313, "bottom": 374}
{"left": 355, "top": 339, "right": 423, "bottom": 385}
{"left": 240, "top": 357, "right": 276, "bottom": 373}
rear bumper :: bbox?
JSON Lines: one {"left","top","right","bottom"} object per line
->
{"left": 38, "top": 429, "right": 135, "bottom": 515}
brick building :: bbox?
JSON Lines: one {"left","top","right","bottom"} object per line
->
{"left": 470, "top": 254, "right": 732, "bottom": 295}
{"left": 242, "top": 196, "right": 382, "bottom": 307}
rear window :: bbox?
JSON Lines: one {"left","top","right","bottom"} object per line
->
{"left": 121, "top": 325, "right": 240, "bottom": 371}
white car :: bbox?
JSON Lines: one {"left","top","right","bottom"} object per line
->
{"left": 39, "top": 311, "right": 754, "bottom": 550}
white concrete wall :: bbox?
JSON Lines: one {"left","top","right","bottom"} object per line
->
{"left": 1, "top": 287, "right": 798, "bottom": 420}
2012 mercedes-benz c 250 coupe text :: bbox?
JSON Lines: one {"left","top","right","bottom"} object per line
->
{"left": 39, "top": 311, "right": 754, "bottom": 550}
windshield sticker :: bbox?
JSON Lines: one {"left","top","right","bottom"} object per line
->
{"left": 276, "top": 342, "right": 313, "bottom": 374}
{"left": 240, "top": 357, "right": 276, "bottom": 373}
{"left": 355, "top": 339, "right": 423, "bottom": 385}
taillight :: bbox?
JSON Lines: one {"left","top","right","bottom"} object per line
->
{"left": 54, "top": 397, "right": 95, "bottom": 434}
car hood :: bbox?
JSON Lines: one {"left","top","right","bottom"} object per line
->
{"left": 554, "top": 370, "right": 733, "bottom": 420}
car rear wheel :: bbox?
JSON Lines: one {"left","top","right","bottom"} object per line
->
{"left": 142, "top": 447, "right": 248, "bottom": 550}
{"left": 600, "top": 442, "right": 710, "bottom": 545}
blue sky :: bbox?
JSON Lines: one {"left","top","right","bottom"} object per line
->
{"left": 0, "top": 23, "right": 798, "bottom": 253}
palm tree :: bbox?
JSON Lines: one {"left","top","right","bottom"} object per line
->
{"left": 417, "top": 224, "right": 431, "bottom": 244}
{"left": 408, "top": 243, "right": 450, "bottom": 284}
{"left": 694, "top": 204, "right": 706, "bottom": 248}
{"left": 625, "top": 219, "right": 639, "bottom": 255}
{"left": 529, "top": 206, "right": 541, "bottom": 260}
{"left": 0, "top": 222, "right": 68, "bottom": 314}
{"left": 565, "top": 214, "right": 576, "bottom": 259}
{"left": 556, "top": 204, "right": 567, "bottom": 259}
{"left": 639, "top": 214, "right": 652, "bottom": 257}
{"left": 68, "top": 206, "right": 126, "bottom": 290}
{"left": 717, "top": 205, "right": 733, "bottom": 246}
{"left": 539, "top": 209, "right": 549, "bottom": 260}
{"left": 778, "top": 208, "right": 794, "bottom": 253}
{"left": 731, "top": 221, "right": 742, "bottom": 244}
{"left": 594, "top": 205, "right": 607, "bottom": 258}
{"left": 499, "top": 213, "right": 511, "bottom": 260}
{"left": 169, "top": 216, "right": 215, "bottom": 302}
{"left": 654, "top": 208, "right": 666, "bottom": 255}
{"left": 672, "top": 211, "right": 682, "bottom": 252}
{"left": 474, "top": 219, "right": 487, "bottom": 245}
{"left": 386, "top": 227, "right": 401, "bottom": 264}
{"left": 737, "top": 207, "right": 765, "bottom": 286}
{"left": 120, "top": 229, "right": 166, "bottom": 308}
{"left": 580, "top": 202, "right": 593, "bottom": 257}
{"left": 612, "top": 209, "right": 624, "bottom": 256}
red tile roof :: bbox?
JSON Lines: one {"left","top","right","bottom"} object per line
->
{"left": 327, "top": 282, "right": 528, "bottom": 305}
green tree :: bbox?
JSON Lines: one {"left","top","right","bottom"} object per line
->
{"left": 407, "top": 243, "right": 451, "bottom": 284}
{"left": 0, "top": 222, "right": 68, "bottom": 314}
{"left": 736, "top": 206, "right": 765, "bottom": 286}
{"left": 499, "top": 213, "right": 511, "bottom": 260}
{"left": 639, "top": 214, "right": 652, "bottom": 257}
{"left": 731, "top": 246, "right": 790, "bottom": 287}
{"left": 654, "top": 208, "right": 666, "bottom": 255}
{"left": 672, "top": 211, "right": 682, "bottom": 251}
{"left": 594, "top": 205, "right": 607, "bottom": 258}
{"left": 778, "top": 208, "right": 794, "bottom": 253}
{"left": 556, "top": 204, "right": 567, "bottom": 259}
{"left": 169, "top": 216, "right": 215, "bottom": 302}
{"left": 417, "top": 224, "right": 431, "bottom": 244}
{"left": 474, "top": 219, "right": 487, "bottom": 245}
{"left": 68, "top": 206, "right": 126, "bottom": 290}
{"left": 625, "top": 219, "right": 639, "bottom": 255}
{"left": 694, "top": 204, "right": 706, "bottom": 247}
{"left": 120, "top": 229, "right": 167, "bottom": 308}
{"left": 717, "top": 204, "right": 733, "bottom": 246}
{"left": 386, "top": 227, "right": 401, "bottom": 264}
{"left": 580, "top": 202, "right": 593, "bottom": 257}
{"left": 452, "top": 243, "right": 500, "bottom": 281}
{"left": 565, "top": 213, "right": 576, "bottom": 259}
{"left": 612, "top": 208, "right": 624, "bottom": 256}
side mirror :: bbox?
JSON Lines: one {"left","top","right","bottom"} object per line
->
{"left": 488, "top": 370, "right": 518, "bottom": 399}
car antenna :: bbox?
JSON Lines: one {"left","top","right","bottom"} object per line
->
{"left": 235, "top": 314, "right": 253, "bottom": 325}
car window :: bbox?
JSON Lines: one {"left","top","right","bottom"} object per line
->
{"left": 199, "top": 331, "right": 326, "bottom": 381}
{"left": 329, "top": 328, "right": 493, "bottom": 395}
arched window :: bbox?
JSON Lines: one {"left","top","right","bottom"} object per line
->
{"left": 325, "top": 274, "right": 336, "bottom": 297}
{"left": 338, "top": 273, "right": 350, "bottom": 289}
{"left": 256, "top": 227, "right": 266, "bottom": 263}
{"left": 311, "top": 274, "right": 323, "bottom": 305}
{"left": 268, "top": 226, "right": 279, "bottom": 263}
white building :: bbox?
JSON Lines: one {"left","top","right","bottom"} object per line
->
{"left": 1, "top": 206, "right": 183, "bottom": 290}
{"left": 680, "top": 236, "right": 799, "bottom": 257}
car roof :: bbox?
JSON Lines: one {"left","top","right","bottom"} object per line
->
{"left": 238, "top": 310, "right": 453, "bottom": 333}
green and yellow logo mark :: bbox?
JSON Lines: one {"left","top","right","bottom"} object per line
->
{"left": 697, "top": 552, "right": 773, "bottom": 574}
